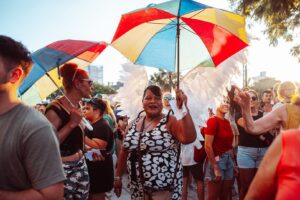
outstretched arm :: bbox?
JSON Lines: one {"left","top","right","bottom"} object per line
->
{"left": 0, "top": 182, "right": 64, "bottom": 200}
{"left": 234, "top": 87, "right": 285, "bottom": 134}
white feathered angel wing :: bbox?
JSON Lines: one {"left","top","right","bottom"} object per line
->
{"left": 180, "top": 49, "right": 248, "bottom": 146}
{"left": 113, "top": 62, "right": 148, "bottom": 120}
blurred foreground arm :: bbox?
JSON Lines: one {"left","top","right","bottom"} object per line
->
{"left": 245, "top": 134, "right": 282, "bottom": 199}
{"left": 0, "top": 182, "right": 64, "bottom": 200}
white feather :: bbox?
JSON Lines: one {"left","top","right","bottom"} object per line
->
{"left": 181, "top": 49, "right": 248, "bottom": 131}
{"left": 113, "top": 62, "right": 148, "bottom": 120}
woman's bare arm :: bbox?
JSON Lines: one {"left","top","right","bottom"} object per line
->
{"left": 45, "top": 108, "right": 82, "bottom": 143}
{"left": 241, "top": 105, "right": 286, "bottom": 134}
{"left": 85, "top": 137, "right": 107, "bottom": 149}
{"left": 245, "top": 134, "right": 282, "bottom": 200}
{"left": 167, "top": 113, "right": 196, "bottom": 144}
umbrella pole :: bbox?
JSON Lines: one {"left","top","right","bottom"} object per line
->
{"left": 176, "top": 22, "right": 180, "bottom": 89}
{"left": 176, "top": 0, "right": 181, "bottom": 89}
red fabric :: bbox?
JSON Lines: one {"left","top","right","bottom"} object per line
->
{"left": 276, "top": 130, "right": 300, "bottom": 200}
{"left": 47, "top": 40, "right": 98, "bottom": 55}
{"left": 181, "top": 17, "right": 248, "bottom": 67}
{"left": 111, "top": 8, "right": 175, "bottom": 42}
{"left": 204, "top": 117, "right": 233, "bottom": 156}
{"left": 77, "top": 42, "right": 107, "bottom": 62}
{"left": 194, "top": 128, "right": 206, "bottom": 163}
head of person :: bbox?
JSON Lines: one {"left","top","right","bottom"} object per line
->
{"left": 247, "top": 89, "right": 259, "bottom": 109}
{"left": 142, "top": 85, "right": 163, "bottom": 118}
{"left": 228, "top": 86, "right": 241, "bottom": 116}
{"left": 216, "top": 97, "right": 230, "bottom": 115}
{"left": 35, "top": 103, "right": 47, "bottom": 114}
{"left": 83, "top": 98, "right": 107, "bottom": 122}
{"left": 60, "top": 63, "right": 92, "bottom": 98}
{"left": 0, "top": 35, "right": 32, "bottom": 92}
{"left": 262, "top": 89, "right": 273, "bottom": 104}
{"left": 277, "top": 81, "right": 297, "bottom": 103}
{"left": 162, "top": 92, "right": 172, "bottom": 108}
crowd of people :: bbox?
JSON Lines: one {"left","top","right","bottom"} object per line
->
{"left": 1, "top": 35, "right": 300, "bottom": 200}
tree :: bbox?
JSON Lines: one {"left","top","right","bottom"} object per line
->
{"left": 46, "top": 83, "right": 116, "bottom": 101}
{"left": 92, "top": 83, "right": 116, "bottom": 96}
{"left": 149, "top": 69, "right": 177, "bottom": 92}
{"left": 230, "top": 0, "right": 300, "bottom": 61}
{"left": 250, "top": 77, "right": 280, "bottom": 97}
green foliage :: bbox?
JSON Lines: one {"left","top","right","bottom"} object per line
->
{"left": 250, "top": 77, "right": 280, "bottom": 97}
{"left": 230, "top": 0, "right": 300, "bottom": 61}
{"left": 92, "top": 83, "right": 117, "bottom": 96}
{"left": 149, "top": 69, "right": 178, "bottom": 92}
{"left": 46, "top": 83, "right": 116, "bottom": 101}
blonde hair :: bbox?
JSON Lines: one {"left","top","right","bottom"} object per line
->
{"left": 277, "top": 81, "right": 297, "bottom": 101}
{"left": 292, "top": 95, "right": 300, "bottom": 105}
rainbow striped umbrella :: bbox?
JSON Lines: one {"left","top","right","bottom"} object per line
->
{"left": 111, "top": 0, "right": 248, "bottom": 86}
{"left": 18, "top": 40, "right": 107, "bottom": 104}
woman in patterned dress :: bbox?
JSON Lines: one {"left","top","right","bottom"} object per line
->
{"left": 114, "top": 85, "right": 196, "bottom": 200}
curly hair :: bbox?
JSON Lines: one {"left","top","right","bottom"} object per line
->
{"left": 0, "top": 35, "right": 32, "bottom": 76}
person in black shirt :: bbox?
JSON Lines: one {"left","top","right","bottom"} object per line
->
{"left": 84, "top": 98, "right": 114, "bottom": 200}
{"left": 235, "top": 90, "right": 271, "bottom": 200}
{"left": 46, "top": 63, "right": 93, "bottom": 199}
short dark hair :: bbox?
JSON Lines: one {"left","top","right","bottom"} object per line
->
{"left": 86, "top": 98, "right": 107, "bottom": 115}
{"left": 0, "top": 35, "right": 32, "bottom": 76}
{"left": 143, "top": 85, "right": 162, "bottom": 99}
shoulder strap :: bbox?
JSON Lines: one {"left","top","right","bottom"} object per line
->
{"left": 137, "top": 117, "right": 146, "bottom": 199}
{"left": 166, "top": 109, "right": 174, "bottom": 124}
{"left": 137, "top": 110, "right": 145, "bottom": 118}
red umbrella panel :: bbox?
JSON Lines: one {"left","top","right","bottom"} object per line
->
{"left": 19, "top": 40, "right": 107, "bottom": 100}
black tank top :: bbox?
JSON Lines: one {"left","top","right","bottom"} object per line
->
{"left": 46, "top": 100, "right": 84, "bottom": 156}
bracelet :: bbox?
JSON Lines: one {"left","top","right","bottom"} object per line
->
{"left": 114, "top": 176, "right": 122, "bottom": 181}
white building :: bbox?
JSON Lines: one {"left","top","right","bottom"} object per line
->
{"left": 87, "top": 65, "right": 103, "bottom": 84}
{"left": 252, "top": 71, "right": 267, "bottom": 83}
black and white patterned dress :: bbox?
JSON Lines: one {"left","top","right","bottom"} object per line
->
{"left": 123, "top": 115, "right": 182, "bottom": 200}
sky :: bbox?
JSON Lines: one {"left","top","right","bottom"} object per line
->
{"left": 0, "top": 0, "right": 299, "bottom": 86}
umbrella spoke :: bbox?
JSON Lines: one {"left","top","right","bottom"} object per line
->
{"left": 184, "top": 10, "right": 205, "bottom": 20}
{"left": 180, "top": 26, "right": 197, "bottom": 36}
{"left": 156, "top": 24, "right": 177, "bottom": 34}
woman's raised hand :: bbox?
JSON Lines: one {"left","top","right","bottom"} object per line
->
{"left": 69, "top": 108, "right": 83, "bottom": 128}
{"left": 232, "top": 86, "right": 251, "bottom": 111}
{"left": 176, "top": 89, "right": 187, "bottom": 109}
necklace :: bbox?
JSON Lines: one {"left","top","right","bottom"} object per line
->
{"left": 142, "top": 115, "right": 161, "bottom": 132}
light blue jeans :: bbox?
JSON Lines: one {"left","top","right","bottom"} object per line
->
{"left": 237, "top": 146, "right": 268, "bottom": 168}
{"left": 204, "top": 152, "right": 234, "bottom": 181}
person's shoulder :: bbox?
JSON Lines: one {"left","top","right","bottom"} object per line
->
{"left": 207, "top": 116, "right": 218, "bottom": 123}
{"left": 98, "top": 118, "right": 113, "bottom": 130}
{"left": 20, "top": 104, "right": 53, "bottom": 130}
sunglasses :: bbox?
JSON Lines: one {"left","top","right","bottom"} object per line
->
{"left": 163, "top": 97, "right": 173, "bottom": 101}
{"left": 81, "top": 78, "right": 93, "bottom": 86}
{"left": 251, "top": 96, "right": 257, "bottom": 101}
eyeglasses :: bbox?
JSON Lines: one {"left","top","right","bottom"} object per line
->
{"left": 163, "top": 96, "right": 174, "bottom": 101}
{"left": 81, "top": 78, "right": 93, "bottom": 86}
{"left": 251, "top": 96, "right": 257, "bottom": 101}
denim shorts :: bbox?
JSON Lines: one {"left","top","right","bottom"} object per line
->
{"left": 237, "top": 146, "right": 268, "bottom": 168}
{"left": 204, "top": 152, "right": 234, "bottom": 181}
